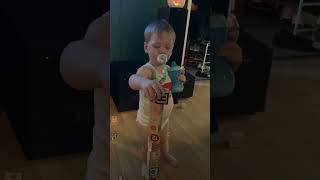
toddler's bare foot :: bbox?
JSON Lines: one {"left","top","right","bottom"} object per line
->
{"left": 162, "top": 152, "right": 178, "bottom": 168}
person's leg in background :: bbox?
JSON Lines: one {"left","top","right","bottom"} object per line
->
{"left": 172, "top": 93, "right": 187, "bottom": 109}
{"left": 172, "top": 93, "right": 179, "bottom": 105}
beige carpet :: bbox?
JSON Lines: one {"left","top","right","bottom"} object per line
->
{"left": 213, "top": 57, "right": 320, "bottom": 180}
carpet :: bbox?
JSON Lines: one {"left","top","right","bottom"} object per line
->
{"left": 213, "top": 57, "right": 320, "bottom": 180}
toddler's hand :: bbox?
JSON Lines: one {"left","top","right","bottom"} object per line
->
{"left": 141, "top": 79, "right": 164, "bottom": 102}
{"left": 178, "top": 70, "right": 186, "bottom": 83}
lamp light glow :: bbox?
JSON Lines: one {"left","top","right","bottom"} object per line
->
{"left": 167, "top": 0, "right": 185, "bottom": 8}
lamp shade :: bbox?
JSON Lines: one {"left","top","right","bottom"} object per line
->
{"left": 167, "top": 0, "right": 185, "bottom": 8}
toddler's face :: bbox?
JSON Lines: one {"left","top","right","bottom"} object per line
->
{"left": 144, "top": 32, "right": 175, "bottom": 66}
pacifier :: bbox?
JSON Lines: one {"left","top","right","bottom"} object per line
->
{"left": 157, "top": 54, "right": 168, "bottom": 64}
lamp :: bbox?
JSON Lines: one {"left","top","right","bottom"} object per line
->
{"left": 161, "top": 0, "right": 192, "bottom": 68}
{"left": 167, "top": 0, "right": 186, "bottom": 8}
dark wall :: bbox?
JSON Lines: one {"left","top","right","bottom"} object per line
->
{"left": 1, "top": 1, "right": 109, "bottom": 159}
{"left": 2, "top": 1, "right": 108, "bottom": 41}
{"left": 110, "top": 0, "right": 166, "bottom": 62}
{"left": 1, "top": 0, "right": 108, "bottom": 110}
{"left": 212, "top": 0, "right": 229, "bottom": 17}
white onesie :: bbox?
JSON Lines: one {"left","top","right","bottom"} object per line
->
{"left": 136, "top": 62, "right": 174, "bottom": 130}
